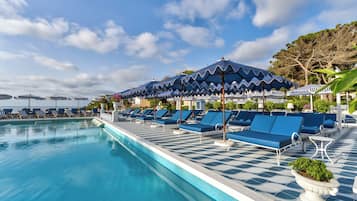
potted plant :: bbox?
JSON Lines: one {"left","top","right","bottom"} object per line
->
{"left": 112, "top": 94, "right": 122, "bottom": 111}
{"left": 289, "top": 158, "right": 339, "bottom": 201}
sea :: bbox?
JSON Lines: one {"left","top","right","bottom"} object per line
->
{"left": 0, "top": 99, "right": 90, "bottom": 111}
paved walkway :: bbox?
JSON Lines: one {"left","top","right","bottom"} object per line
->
{"left": 113, "top": 121, "right": 357, "bottom": 200}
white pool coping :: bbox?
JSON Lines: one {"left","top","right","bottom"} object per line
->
{"left": 96, "top": 118, "right": 272, "bottom": 201}
{"left": 0, "top": 117, "right": 93, "bottom": 123}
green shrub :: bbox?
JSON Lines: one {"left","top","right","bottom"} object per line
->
{"left": 148, "top": 99, "right": 158, "bottom": 108}
{"left": 314, "top": 99, "right": 332, "bottom": 113}
{"left": 205, "top": 102, "right": 213, "bottom": 110}
{"left": 213, "top": 101, "right": 222, "bottom": 110}
{"left": 288, "top": 97, "right": 309, "bottom": 111}
{"left": 264, "top": 101, "right": 275, "bottom": 112}
{"left": 273, "top": 103, "right": 286, "bottom": 110}
{"left": 289, "top": 158, "right": 333, "bottom": 182}
{"left": 243, "top": 100, "right": 257, "bottom": 110}
{"left": 225, "top": 101, "right": 236, "bottom": 110}
{"left": 181, "top": 106, "right": 189, "bottom": 110}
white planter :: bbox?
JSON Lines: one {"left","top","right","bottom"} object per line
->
{"left": 112, "top": 102, "right": 119, "bottom": 111}
{"left": 291, "top": 170, "right": 339, "bottom": 201}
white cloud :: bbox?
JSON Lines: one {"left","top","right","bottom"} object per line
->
{"left": 252, "top": 0, "right": 308, "bottom": 27}
{"left": 227, "top": 27, "right": 290, "bottom": 67}
{"left": 0, "top": 50, "right": 78, "bottom": 71}
{"left": 64, "top": 21, "right": 126, "bottom": 53}
{"left": 164, "top": 22, "right": 224, "bottom": 48}
{"left": 0, "top": 0, "right": 27, "bottom": 17}
{"left": 32, "top": 55, "right": 78, "bottom": 71}
{"left": 0, "top": 50, "right": 26, "bottom": 60}
{"left": 0, "top": 65, "right": 153, "bottom": 96}
{"left": 0, "top": 17, "right": 69, "bottom": 40}
{"left": 227, "top": 1, "right": 247, "bottom": 19}
{"left": 125, "top": 32, "right": 159, "bottom": 58}
{"left": 164, "top": 0, "right": 231, "bottom": 21}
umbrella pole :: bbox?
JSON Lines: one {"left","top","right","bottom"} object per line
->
{"left": 179, "top": 95, "right": 183, "bottom": 124}
{"left": 310, "top": 95, "right": 313, "bottom": 112}
{"left": 221, "top": 73, "right": 226, "bottom": 142}
{"left": 262, "top": 89, "right": 265, "bottom": 113}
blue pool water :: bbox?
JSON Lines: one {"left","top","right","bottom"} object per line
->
{"left": 0, "top": 120, "right": 214, "bottom": 201}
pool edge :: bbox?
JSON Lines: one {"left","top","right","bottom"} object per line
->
{"left": 97, "top": 118, "right": 271, "bottom": 201}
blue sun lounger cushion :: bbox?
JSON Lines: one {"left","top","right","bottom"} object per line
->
{"left": 287, "top": 113, "right": 324, "bottom": 134}
{"left": 229, "top": 111, "right": 252, "bottom": 126}
{"left": 323, "top": 113, "right": 336, "bottom": 128}
{"left": 155, "top": 110, "right": 192, "bottom": 125}
{"left": 179, "top": 111, "right": 232, "bottom": 133}
{"left": 136, "top": 109, "right": 168, "bottom": 120}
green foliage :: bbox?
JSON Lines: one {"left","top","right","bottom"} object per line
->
{"left": 289, "top": 97, "right": 309, "bottom": 111}
{"left": 205, "top": 102, "right": 213, "bottom": 110}
{"left": 225, "top": 101, "right": 236, "bottom": 110}
{"left": 264, "top": 101, "right": 275, "bottom": 112}
{"left": 162, "top": 102, "right": 175, "bottom": 112}
{"left": 273, "top": 103, "right": 286, "bottom": 110}
{"left": 243, "top": 101, "right": 257, "bottom": 110}
{"left": 181, "top": 106, "right": 189, "bottom": 110}
{"left": 314, "top": 99, "right": 332, "bottom": 113}
{"left": 213, "top": 101, "right": 222, "bottom": 110}
{"left": 316, "top": 68, "right": 357, "bottom": 113}
{"left": 289, "top": 158, "right": 333, "bottom": 182}
{"left": 182, "top": 70, "right": 195, "bottom": 75}
{"left": 149, "top": 98, "right": 160, "bottom": 108}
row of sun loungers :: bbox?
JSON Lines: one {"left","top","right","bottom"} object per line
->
{"left": 116, "top": 108, "right": 351, "bottom": 166}
{"left": 0, "top": 108, "right": 100, "bottom": 119}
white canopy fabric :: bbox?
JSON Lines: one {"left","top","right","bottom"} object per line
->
{"left": 287, "top": 84, "right": 332, "bottom": 112}
{"left": 287, "top": 84, "right": 332, "bottom": 96}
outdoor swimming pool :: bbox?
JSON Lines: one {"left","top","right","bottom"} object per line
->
{"left": 0, "top": 119, "right": 214, "bottom": 201}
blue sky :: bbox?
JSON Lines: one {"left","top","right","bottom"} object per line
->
{"left": 0, "top": 0, "right": 356, "bottom": 97}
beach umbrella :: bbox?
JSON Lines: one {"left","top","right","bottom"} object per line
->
{"left": 131, "top": 80, "right": 158, "bottom": 97}
{"left": 0, "top": 94, "right": 12, "bottom": 100}
{"left": 287, "top": 84, "right": 332, "bottom": 111}
{"left": 48, "top": 96, "right": 68, "bottom": 109}
{"left": 16, "top": 94, "right": 45, "bottom": 109}
{"left": 153, "top": 75, "right": 186, "bottom": 122}
{"left": 181, "top": 58, "right": 293, "bottom": 143}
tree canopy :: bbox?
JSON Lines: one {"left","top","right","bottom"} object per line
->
{"left": 270, "top": 21, "right": 357, "bottom": 86}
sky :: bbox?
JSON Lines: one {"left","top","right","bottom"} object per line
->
{"left": 0, "top": 0, "right": 356, "bottom": 98}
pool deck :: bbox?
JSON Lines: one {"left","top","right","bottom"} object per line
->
{"left": 106, "top": 119, "right": 357, "bottom": 201}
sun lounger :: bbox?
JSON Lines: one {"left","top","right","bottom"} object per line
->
{"left": 3, "top": 109, "right": 12, "bottom": 118}
{"left": 65, "top": 109, "right": 75, "bottom": 117}
{"left": 18, "top": 110, "right": 29, "bottom": 119}
{"left": 130, "top": 109, "right": 152, "bottom": 118}
{"left": 271, "top": 111, "right": 286, "bottom": 116}
{"left": 179, "top": 111, "right": 232, "bottom": 140}
{"left": 155, "top": 110, "right": 192, "bottom": 128}
{"left": 323, "top": 113, "right": 337, "bottom": 128}
{"left": 288, "top": 113, "right": 324, "bottom": 135}
{"left": 227, "top": 115, "right": 303, "bottom": 166}
{"left": 123, "top": 108, "right": 140, "bottom": 117}
{"left": 119, "top": 108, "right": 133, "bottom": 116}
{"left": 0, "top": 110, "right": 7, "bottom": 119}
{"left": 92, "top": 108, "right": 99, "bottom": 116}
{"left": 228, "top": 111, "right": 257, "bottom": 127}
{"left": 35, "top": 109, "right": 46, "bottom": 118}
{"left": 136, "top": 109, "right": 168, "bottom": 123}
{"left": 57, "top": 108, "right": 65, "bottom": 117}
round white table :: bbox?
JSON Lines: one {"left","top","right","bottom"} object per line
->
{"left": 309, "top": 136, "right": 335, "bottom": 163}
